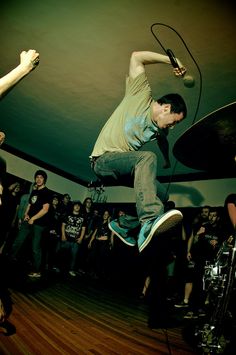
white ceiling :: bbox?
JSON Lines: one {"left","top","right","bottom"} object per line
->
{"left": 0, "top": 0, "right": 235, "bottom": 186}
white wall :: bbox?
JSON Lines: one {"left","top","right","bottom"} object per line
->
{"left": 1, "top": 149, "right": 235, "bottom": 207}
{"left": 103, "top": 178, "right": 236, "bottom": 207}
{"left": 168, "top": 178, "right": 236, "bottom": 207}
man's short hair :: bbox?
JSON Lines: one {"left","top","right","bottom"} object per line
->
{"left": 73, "top": 200, "right": 82, "bottom": 207}
{"left": 34, "top": 169, "right": 47, "bottom": 183}
{"left": 157, "top": 93, "right": 187, "bottom": 119}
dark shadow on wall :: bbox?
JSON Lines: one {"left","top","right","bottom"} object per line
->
{"left": 167, "top": 183, "right": 204, "bottom": 206}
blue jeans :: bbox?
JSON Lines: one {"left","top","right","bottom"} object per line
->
{"left": 11, "top": 221, "right": 45, "bottom": 272}
{"left": 60, "top": 240, "right": 80, "bottom": 271}
{"left": 93, "top": 151, "right": 168, "bottom": 225}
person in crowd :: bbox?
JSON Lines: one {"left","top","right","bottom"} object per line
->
{"left": 0, "top": 49, "right": 39, "bottom": 334}
{"left": 145, "top": 227, "right": 180, "bottom": 329}
{"left": 0, "top": 159, "right": 14, "bottom": 335}
{"left": 223, "top": 193, "right": 236, "bottom": 354}
{"left": 90, "top": 50, "right": 187, "bottom": 253}
{"left": 1, "top": 48, "right": 39, "bottom": 202}
{"left": 57, "top": 193, "right": 72, "bottom": 223}
{"left": 77, "top": 197, "right": 95, "bottom": 274}
{"left": 138, "top": 200, "right": 177, "bottom": 299}
{"left": 0, "top": 182, "right": 22, "bottom": 254}
{"left": 10, "top": 170, "right": 51, "bottom": 279}
{"left": 139, "top": 275, "right": 151, "bottom": 299}
{"left": 88, "top": 210, "right": 112, "bottom": 280}
{"left": 60, "top": 201, "right": 86, "bottom": 277}
{"left": 82, "top": 197, "right": 94, "bottom": 234}
{"left": 44, "top": 194, "right": 62, "bottom": 272}
{"left": 223, "top": 193, "right": 236, "bottom": 239}
{"left": 180, "top": 208, "right": 223, "bottom": 319}
{"left": 110, "top": 209, "right": 127, "bottom": 249}
{"left": 141, "top": 200, "right": 185, "bottom": 328}
{"left": 17, "top": 183, "right": 36, "bottom": 229}
{"left": 0, "top": 49, "right": 39, "bottom": 170}
{"left": 174, "top": 206, "right": 210, "bottom": 309}
{"left": 191, "top": 205, "right": 210, "bottom": 235}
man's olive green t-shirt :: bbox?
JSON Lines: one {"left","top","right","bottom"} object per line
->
{"left": 91, "top": 72, "right": 160, "bottom": 157}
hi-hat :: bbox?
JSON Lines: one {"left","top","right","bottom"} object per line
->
{"left": 173, "top": 102, "right": 236, "bottom": 173}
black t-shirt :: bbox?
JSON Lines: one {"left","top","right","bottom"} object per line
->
{"left": 63, "top": 213, "right": 86, "bottom": 241}
{"left": 28, "top": 187, "right": 51, "bottom": 226}
{"left": 47, "top": 205, "right": 62, "bottom": 234}
{"left": 223, "top": 193, "right": 236, "bottom": 238}
{"left": 96, "top": 221, "right": 111, "bottom": 239}
{"left": 0, "top": 190, "right": 21, "bottom": 228}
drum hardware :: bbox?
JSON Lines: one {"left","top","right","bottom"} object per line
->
{"left": 194, "top": 235, "right": 236, "bottom": 354}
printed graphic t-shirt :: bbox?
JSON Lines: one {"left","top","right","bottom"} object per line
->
{"left": 63, "top": 214, "right": 85, "bottom": 241}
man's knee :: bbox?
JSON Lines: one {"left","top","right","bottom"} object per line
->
{"left": 138, "top": 151, "right": 157, "bottom": 167}
{"left": 143, "top": 151, "right": 156, "bottom": 160}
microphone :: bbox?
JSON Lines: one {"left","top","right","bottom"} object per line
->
{"left": 166, "top": 49, "right": 195, "bottom": 88}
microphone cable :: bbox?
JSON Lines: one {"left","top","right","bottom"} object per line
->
{"left": 150, "top": 23, "right": 203, "bottom": 201}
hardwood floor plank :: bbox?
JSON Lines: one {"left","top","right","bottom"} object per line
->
{"left": 0, "top": 276, "right": 198, "bottom": 354}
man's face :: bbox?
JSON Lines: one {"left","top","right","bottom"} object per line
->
{"left": 52, "top": 197, "right": 59, "bottom": 206}
{"left": 14, "top": 184, "right": 21, "bottom": 193}
{"left": 201, "top": 208, "right": 210, "bottom": 220}
{"left": 158, "top": 105, "right": 184, "bottom": 129}
{"left": 73, "top": 203, "right": 81, "bottom": 213}
{"left": 63, "top": 195, "right": 71, "bottom": 204}
{"left": 35, "top": 175, "right": 45, "bottom": 188}
{"left": 103, "top": 211, "right": 110, "bottom": 220}
{"left": 118, "top": 210, "right": 125, "bottom": 216}
{"left": 209, "top": 211, "right": 218, "bottom": 225}
{"left": 86, "top": 199, "right": 92, "bottom": 208}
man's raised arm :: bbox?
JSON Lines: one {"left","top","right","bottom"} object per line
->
{"left": 129, "top": 51, "right": 185, "bottom": 79}
{"left": 0, "top": 49, "right": 39, "bottom": 99}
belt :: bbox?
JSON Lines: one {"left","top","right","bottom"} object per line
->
{"left": 90, "top": 156, "right": 99, "bottom": 169}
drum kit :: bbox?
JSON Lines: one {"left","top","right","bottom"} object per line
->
{"left": 173, "top": 102, "right": 236, "bottom": 354}
{"left": 194, "top": 237, "right": 236, "bottom": 354}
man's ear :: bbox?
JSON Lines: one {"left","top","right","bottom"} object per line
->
{"left": 162, "top": 103, "right": 171, "bottom": 113}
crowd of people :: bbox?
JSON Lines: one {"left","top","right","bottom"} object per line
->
{"left": 0, "top": 174, "right": 108, "bottom": 281}
{"left": 0, "top": 173, "right": 235, "bottom": 328}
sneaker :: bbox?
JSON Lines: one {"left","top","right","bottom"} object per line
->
{"left": 52, "top": 267, "right": 60, "bottom": 273}
{"left": 109, "top": 220, "right": 136, "bottom": 246}
{"left": 138, "top": 209, "right": 183, "bottom": 252}
{"left": 198, "top": 309, "right": 206, "bottom": 317}
{"left": 77, "top": 268, "right": 86, "bottom": 275}
{"left": 137, "top": 220, "right": 153, "bottom": 252}
{"left": 174, "top": 300, "right": 189, "bottom": 308}
{"left": 69, "top": 270, "right": 77, "bottom": 277}
{"left": 0, "top": 321, "right": 16, "bottom": 336}
{"left": 28, "top": 272, "right": 41, "bottom": 278}
{"left": 184, "top": 311, "right": 198, "bottom": 319}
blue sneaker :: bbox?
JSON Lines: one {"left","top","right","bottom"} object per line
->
{"left": 138, "top": 209, "right": 183, "bottom": 252}
{"left": 109, "top": 219, "right": 136, "bottom": 246}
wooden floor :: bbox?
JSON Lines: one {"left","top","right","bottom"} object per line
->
{"left": 0, "top": 274, "right": 199, "bottom": 355}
